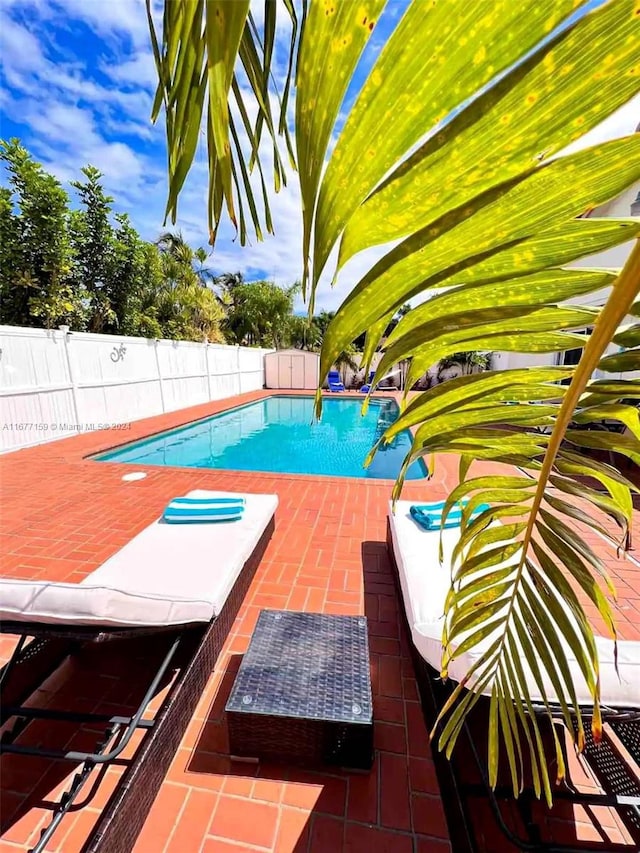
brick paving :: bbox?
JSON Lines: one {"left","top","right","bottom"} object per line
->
{"left": 0, "top": 390, "right": 638, "bottom": 852}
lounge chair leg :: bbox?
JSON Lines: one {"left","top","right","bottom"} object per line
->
{"left": 2, "top": 634, "right": 182, "bottom": 853}
{"left": 30, "top": 721, "right": 126, "bottom": 853}
{"left": 1, "top": 634, "right": 181, "bottom": 764}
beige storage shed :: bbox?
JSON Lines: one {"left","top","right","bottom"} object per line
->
{"left": 264, "top": 349, "right": 320, "bottom": 390}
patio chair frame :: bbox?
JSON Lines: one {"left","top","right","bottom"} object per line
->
{"left": 0, "top": 517, "right": 274, "bottom": 853}
{"left": 386, "top": 520, "right": 640, "bottom": 853}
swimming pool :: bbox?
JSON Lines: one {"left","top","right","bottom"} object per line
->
{"left": 95, "top": 395, "right": 426, "bottom": 480}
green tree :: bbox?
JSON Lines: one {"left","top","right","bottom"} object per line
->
{"left": 313, "top": 310, "right": 335, "bottom": 340}
{"left": 108, "top": 213, "right": 156, "bottom": 335}
{"left": 224, "top": 281, "right": 298, "bottom": 348}
{"left": 68, "top": 166, "right": 115, "bottom": 331}
{"left": 333, "top": 345, "right": 359, "bottom": 387}
{"left": 437, "top": 351, "right": 493, "bottom": 381}
{"left": 0, "top": 139, "right": 83, "bottom": 328}
{"left": 128, "top": 241, "right": 165, "bottom": 339}
{"left": 211, "top": 271, "right": 244, "bottom": 308}
{"left": 151, "top": 0, "right": 640, "bottom": 797}
{"left": 288, "top": 314, "right": 322, "bottom": 350}
{"left": 0, "top": 186, "right": 23, "bottom": 323}
{"left": 0, "top": 142, "right": 235, "bottom": 341}
{"left": 155, "top": 230, "right": 225, "bottom": 342}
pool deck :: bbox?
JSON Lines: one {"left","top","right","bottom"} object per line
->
{"left": 1, "top": 389, "right": 639, "bottom": 852}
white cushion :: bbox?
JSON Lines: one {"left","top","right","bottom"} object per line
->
{"left": 0, "top": 491, "right": 277, "bottom": 628}
{"left": 389, "top": 501, "right": 640, "bottom": 709}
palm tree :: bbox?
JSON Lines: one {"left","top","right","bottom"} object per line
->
{"left": 155, "top": 231, "right": 225, "bottom": 341}
{"left": 156, "top": 231, "right": 193, "bottom": 266}
{"left": 437, "top": 351, "right": 493, "bottom": 382}
{"left": 333, "top": 346, "right": 360, "bottom": 388}
{"left": 148, "top": 0, "right": 640, "bottom": 799}
{"left": 211, "top": 271, "right": 244, "bottom": 306}
{"left": 193, "top": 247, "right": 214, "bottom": 288}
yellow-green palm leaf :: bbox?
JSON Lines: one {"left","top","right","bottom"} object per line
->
{"left": 150, "top": 0, "right": 640, "bottom": 802}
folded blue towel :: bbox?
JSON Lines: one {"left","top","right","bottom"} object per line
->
{"left": 409, "top": 500, "right": 490, "bottom": 531}
{"left": 163, "top": 496, "right": 245, "bottom": 524}
{"left": 169, "top": 496, "right": 245, "bottom": 506}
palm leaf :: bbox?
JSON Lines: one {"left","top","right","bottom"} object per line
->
{"left": 316, "top": 134, "right": 640, "bottom": 386}
{"left": 150, "top": 0, "right": 640, "bottom": 803}
{"left": 147, "top": 0, "right": 297, "bottom": 245}
{"left": 310, "top": 0, "right": 590, "bottom": 287}
{"left": 336, "top": 0, "right": 640, "bottom": 270}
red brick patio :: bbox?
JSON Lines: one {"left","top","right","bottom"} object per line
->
{"left": 0, "top": 390, "right": 638, "bottom": 852}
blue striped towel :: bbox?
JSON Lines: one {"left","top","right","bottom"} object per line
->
{"left": 409, "top": 499, "right": 490, "bottom": 531}
{"left": 163, "top": 496, "right": 245, "bottom": 524}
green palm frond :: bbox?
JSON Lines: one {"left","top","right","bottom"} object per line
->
{"left": 150, "top": 0, "right": 640, "bottom": 801}
{"left": 147, "top": 0, "right": 298, "bottom": 246}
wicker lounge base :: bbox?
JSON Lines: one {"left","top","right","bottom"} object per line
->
{"left": 226, "top": 610, "right": 374, "bottom": 771}
{"left": 0, "top": 518, "right": 274, "bottom": 853}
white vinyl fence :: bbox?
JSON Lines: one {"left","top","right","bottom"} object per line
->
{"left": 0, "top": 325, "right": 272, "bottom": 453}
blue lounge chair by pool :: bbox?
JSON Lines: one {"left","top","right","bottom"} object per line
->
{"left": 327, "top": 370, "right": 345, "bottom": 392}
{"left": 360, "top": 370, "right": 376, "bottom": 393}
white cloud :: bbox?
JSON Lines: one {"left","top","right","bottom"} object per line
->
{"left": 103, "top": 52, "right": 159, "bottom": 91}
{"left": 49, "top": 0, "right": 151, "bottom": 47}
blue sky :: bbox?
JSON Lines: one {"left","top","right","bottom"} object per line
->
{"left": 0, "top": 0, "right": 638, "bottom": 313}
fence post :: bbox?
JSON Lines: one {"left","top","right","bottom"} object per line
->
{"left": 204, "top": 339, "right": 213, "bottom": 401}
{"left": 59, "top": 325, "right": 81, "bottom": 430}
{"left": 154, "top": 339, "right": 166, "bottom": 413}
{"left": 236, "top": 345, "right": 241, "bottom": 394}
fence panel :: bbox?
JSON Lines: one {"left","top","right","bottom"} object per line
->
{"left": 0, "top": 326, "right": 272, "bottom": 453}
{"left": 68, "top": 332, "right": 163, "bottom": 427}
{"left": 156, "top": 340, "right": 209, "bottom": 412}
{"left": 208, "top": 344, "right": 242, "bottom": 399}
{"left": 0, "top": 327, "right": 75, "bottom": 450}
{"left": 239, "top": 346, "right": 270, "bottom": 393}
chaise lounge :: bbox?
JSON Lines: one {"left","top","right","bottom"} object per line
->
{"left": 0, "top": 490, "right": 278, "bottom": 853}
{"left": 327, "top": 370, "right": 345, "bottom": 392}
{"left": 387, "top": 500, "right": 640, "bottom": 851}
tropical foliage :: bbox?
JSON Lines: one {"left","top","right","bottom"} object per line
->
{"left": 334, "top": 345, "right": 360, "bottom": 386}
{"left": 0, "top": 139, "right": 224, "bottom": 340}
{"left": 150, "top": 0, "right": 640, "bottom": 800}
{"left": 437, "top": 351, "right": 493, "bottom": 382}
{"left": 223, "top": 279, "right": 299, "bottom": 347}
{"left": 0, "top": 140, "right": 307, "bottom": 346}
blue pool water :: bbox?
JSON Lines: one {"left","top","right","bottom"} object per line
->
{"left": 95, "top": 395, "right": 426, "bottom": 480}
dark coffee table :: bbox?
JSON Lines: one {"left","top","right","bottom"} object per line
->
{"left": 225, "top": 609, "right": 373, "bottom": 770}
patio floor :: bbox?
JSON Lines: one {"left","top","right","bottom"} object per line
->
{"left": 1, "top": 390, "right": 639, "bottom": 852}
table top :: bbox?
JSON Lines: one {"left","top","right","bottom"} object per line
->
{"left": 225, "top": 610, "right": 373, "bottom": 725}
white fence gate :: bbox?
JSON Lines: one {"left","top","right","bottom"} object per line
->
{"left": 0, "top": 325, "right": 272, "bottom": 453}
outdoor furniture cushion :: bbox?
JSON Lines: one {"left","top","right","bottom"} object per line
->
{"left": 0, "top": 491, "right": 277, "bottom": 628}
{"left": 389, "top": 500, "right": 640, "bottom": 709}
{"left": 163, "top": 495, "right": 245, "bottom": 523}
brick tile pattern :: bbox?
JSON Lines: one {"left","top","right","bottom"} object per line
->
{"left": 1, "top": 390, "right": 638, "bottom": 851}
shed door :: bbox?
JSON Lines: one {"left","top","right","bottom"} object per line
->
{"left": 290, "top": 355, "right": 305, "bottom": 388}
{"left": 277, "top": 355, "right": 292, "bottom": 388}
{"left": 277, "top": 354, "right": 305, "bottom": 388}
